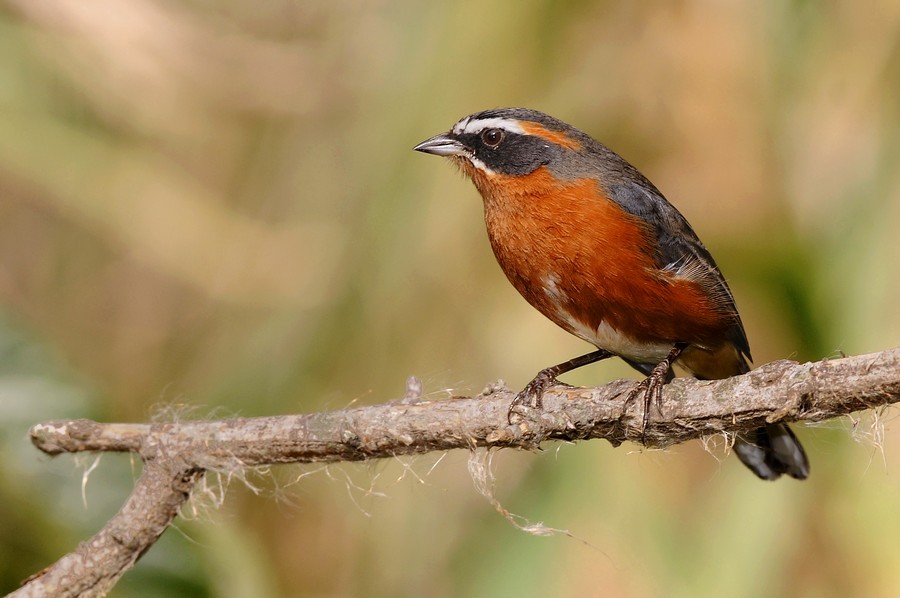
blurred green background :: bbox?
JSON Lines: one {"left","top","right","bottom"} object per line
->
{"left": 1, "top": 0, "right": 899, "bottom": 596}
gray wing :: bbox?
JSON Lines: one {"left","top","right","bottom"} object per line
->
{"left": 605, "top": 177, "right": 751, "bottom": 360}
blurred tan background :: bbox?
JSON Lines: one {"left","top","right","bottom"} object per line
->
{"left": 1, "top": 0, "right": 899, "bottom": 596}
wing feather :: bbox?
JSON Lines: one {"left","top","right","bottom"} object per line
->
{"left": 605, "top": 179, "right": 751, "bottom": 360}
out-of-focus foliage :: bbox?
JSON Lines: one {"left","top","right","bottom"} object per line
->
{"left": 1, "top": 0, "right": 898, "bottom": 596}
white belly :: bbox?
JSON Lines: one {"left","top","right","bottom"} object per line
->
{"left": 541, "top": 273, "right": 671, "bottom": 362}
{"left": 570, "top": 317, "right": 672, "bottom": 362}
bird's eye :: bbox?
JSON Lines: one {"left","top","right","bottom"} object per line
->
{"left": 481, "top": 128, "right": 504, "bottom": 147}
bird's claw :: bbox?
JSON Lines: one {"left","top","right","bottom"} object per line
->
{"left": 507, "top": 372, "right": 557, "bottom": 424}
{"left": 624, "top": 368, "right": 668, "bottom": 434}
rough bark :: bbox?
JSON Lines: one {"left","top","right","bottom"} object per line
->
{"left": 13, "top": 348, "right": 900, "bottom": 597}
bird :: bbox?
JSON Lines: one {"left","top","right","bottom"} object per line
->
{"left": 413, "top": 107, "right": 809, "bottom": 481}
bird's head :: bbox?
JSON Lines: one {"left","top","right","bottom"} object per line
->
{"left": 413, "top": 108, "right": 598, "bottom": 188}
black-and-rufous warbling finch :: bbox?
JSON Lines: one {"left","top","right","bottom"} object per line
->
{"left": 414, "top": 107, "right": 809, "bottom": 480}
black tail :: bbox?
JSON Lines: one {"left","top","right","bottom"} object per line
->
{"left": 734, "top": 424, "right": 810, "bottom": 481}
{"left": 727, "top": 351, "right": 809, "bottom": 480}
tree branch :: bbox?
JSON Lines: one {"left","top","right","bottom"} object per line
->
{"left": 14, "top": 348, "right": 900, "bottom": 596}
{"left": 17, "top": 463, "right": 202, "bottom": 597}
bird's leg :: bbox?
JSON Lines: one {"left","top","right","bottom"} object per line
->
{"left": 508, "top": 349, "right": 613, "bottom": 423}
{"left": 625, "top": 342, "right": 687, "bottom": 432}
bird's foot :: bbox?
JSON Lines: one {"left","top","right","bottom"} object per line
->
{"left": 623, "top": 343, "right": 685, "bottom": 437}
{"left": 507, "top": 369, "right": 569, "bottom": 424}
{"left": 507, "top": 349, "right": 614, "bottom": 424}
{"left": 624, "top": 360, "right": 671, "bottom": 435}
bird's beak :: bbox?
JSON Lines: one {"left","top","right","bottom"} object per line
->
{"left": 413, "top": 133, "right": 469, "bottom": 157}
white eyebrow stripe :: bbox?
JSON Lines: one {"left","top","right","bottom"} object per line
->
{"left": 452, "top": 117, "right": 525, "bottom": 136}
